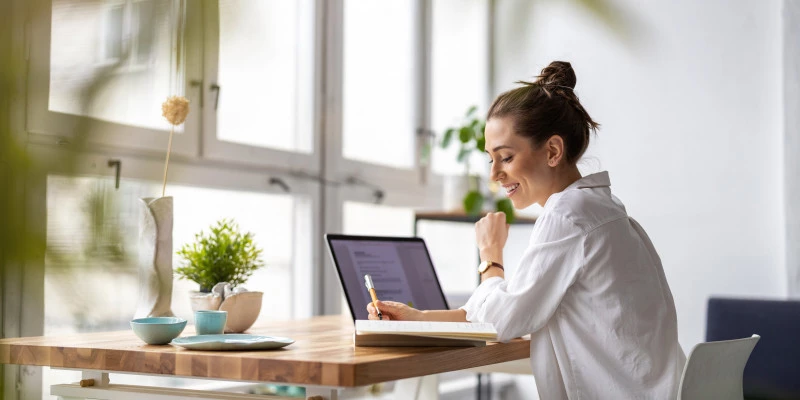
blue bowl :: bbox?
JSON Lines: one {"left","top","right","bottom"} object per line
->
{"left": 130, "top": 317, "right": 187, "bottom": 345}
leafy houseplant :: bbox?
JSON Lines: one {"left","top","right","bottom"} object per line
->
{"left": 440, "top": 106, "right": 515, "bottom": 223}
{"left": 175, "top": 219, "right": 265, "bottom": 292}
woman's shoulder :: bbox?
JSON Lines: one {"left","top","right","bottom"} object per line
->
{"left": 543, "top": 185, "right": 628, "bottom": 234}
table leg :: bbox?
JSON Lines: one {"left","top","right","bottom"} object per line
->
{"left": 305, "top": 386, "right": 339, "bottom": 400}
{"left": 394, "top": 375, "right": 439, "bottom": 400}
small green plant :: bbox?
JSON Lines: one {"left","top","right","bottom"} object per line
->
{"left": 440, "top": 106, "right": 515, "bottom": 223}
{"left": 175, "top": 219, "right": 265, "bottom": 292}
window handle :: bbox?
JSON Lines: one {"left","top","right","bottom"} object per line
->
{"left": 108, "top": 159, "right": 121, "bottom": 189}
{"left": 210, "top": 83, "right": 221, "bottom": 110}
{"left": 190, "top": 79, "right": 203, "bottom": 107}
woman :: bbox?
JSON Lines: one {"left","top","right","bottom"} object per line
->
{"left": 367, "top": 61, "right": 686, "bottom": 399}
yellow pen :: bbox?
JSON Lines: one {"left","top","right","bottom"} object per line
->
{"left": 364, "top": 274, "right": 383, "bottom": 320}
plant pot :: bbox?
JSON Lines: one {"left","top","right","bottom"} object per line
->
{"left": 189, "top": 290, "right": 223, "bottom": 312}
{"left": 134, "top": 197, "right": 175, "bottom": 319}
{"left": 219, "top": 291, "right": 263, "bottom": 333}
{"left": 188, "top": 288, "right": 263, "bottom": 333}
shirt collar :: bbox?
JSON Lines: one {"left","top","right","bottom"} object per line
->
{"left": 566, "top": 171, "right": 611, "bottom": 190}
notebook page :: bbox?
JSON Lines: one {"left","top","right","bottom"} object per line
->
{"left": 355, "top": 320, "right": 497, "bottom": 336}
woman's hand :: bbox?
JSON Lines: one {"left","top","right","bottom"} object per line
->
{"left": 475, "top": 211, "right": 509, "bottom": 263}
{"left": 367, "top": 301, "right": 424, "bottom": 321}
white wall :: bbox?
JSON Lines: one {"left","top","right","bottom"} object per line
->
{"left": 785, "top": 0, "right": 800, "bottom": 297}
{"left": 494, "top": 0, "right": 786, "bottom": 352}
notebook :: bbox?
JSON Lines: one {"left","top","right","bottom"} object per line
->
{"left": 354, "top": 320, "right": 497, "bottom": 347}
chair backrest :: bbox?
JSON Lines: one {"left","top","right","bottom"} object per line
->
{"left": 677, "top": 335, "right": 760, "bottom": 400}
{"left": 706, "top": 297, "right": 800, "bottom": 399}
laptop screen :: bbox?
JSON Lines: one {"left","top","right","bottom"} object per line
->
{"left": 326, "top": 234, "right": 450, "bottom": 321}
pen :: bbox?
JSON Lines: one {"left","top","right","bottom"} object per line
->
{"left": 364, "top": 274, "right": 383, "bottom": 320}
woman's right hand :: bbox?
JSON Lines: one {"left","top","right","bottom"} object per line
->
{"left": 367, "top": 301, "right": 424, "bottom": 321}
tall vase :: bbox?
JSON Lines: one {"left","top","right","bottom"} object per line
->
{"left": 134, "top": 197, "right": 175, "bottom": 318}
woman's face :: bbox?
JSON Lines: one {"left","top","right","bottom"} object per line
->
{"left": 484, "top": 117, "right": 553, "bottom": 209}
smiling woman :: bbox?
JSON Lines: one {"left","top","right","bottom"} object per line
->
{"left": 367, "top": 61, "right": 687, "bottom": 400}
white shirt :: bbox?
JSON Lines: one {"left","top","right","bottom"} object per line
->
{"left": 461, "top": 172, "right": 685, "bottom": 399}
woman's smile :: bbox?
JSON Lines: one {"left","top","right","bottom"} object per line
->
{"left": 503, "top": 183, "right": 520, "bottom": 197}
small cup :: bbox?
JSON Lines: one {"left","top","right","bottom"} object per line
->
{"left": 195, "top": 310, "right": 227, "bottom": 335}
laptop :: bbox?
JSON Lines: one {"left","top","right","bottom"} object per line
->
{"left": 325, "top": 234, "right": 450, "bottom": 321}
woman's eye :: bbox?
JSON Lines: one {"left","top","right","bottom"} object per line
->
{"left": 502, "top": 156, "right": 513, "bottom": 163}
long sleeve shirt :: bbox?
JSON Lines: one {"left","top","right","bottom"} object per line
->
{"left": 461, "top": 171, "right": 685, "bottom": 399}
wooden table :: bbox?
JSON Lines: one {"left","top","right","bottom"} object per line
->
{"left": 0, "top": 315, "right": 530, "bottom": 400}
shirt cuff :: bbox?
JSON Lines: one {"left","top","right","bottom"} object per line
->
{"left": 459, "top": 276, "right": 504, "bottom": 322}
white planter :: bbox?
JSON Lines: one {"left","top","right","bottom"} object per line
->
{"left": 189, "top": 284, "right": 263, "bottom": 333}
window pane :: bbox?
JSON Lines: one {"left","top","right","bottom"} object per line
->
{"left": 342, "top": 0, "right": 416, "bottom": 168}
{"left": 45, "top": 175, "right": 297, "bottom": 336}
{"left": 43, "top": 175, "right": 302, "bottom": 398}
{"left": 49, "top": 0, "right": 184, "bottom": 131}
{"left": 216, "top": 0, "right": 314, "bottom": 152}
{"left": 431, "top": 0, "right": 489, "bottom": 175}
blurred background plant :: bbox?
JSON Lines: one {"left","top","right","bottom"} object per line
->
{"left": 439, "top": 106, "right": 515, "bottom": 223}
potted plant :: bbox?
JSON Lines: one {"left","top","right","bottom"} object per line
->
{"left": 175, "top": 219, "right": 266, "bottom": 332}
{"left": 439, "top": 106, "right": 515, "bottom": 223}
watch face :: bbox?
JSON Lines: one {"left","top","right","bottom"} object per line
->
{"left": 478, "top": 261, "right": 489, "bottom": 273}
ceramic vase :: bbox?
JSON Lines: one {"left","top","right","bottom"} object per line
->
{"left": 134, "top": 197, "right": 175, "bottom": 318}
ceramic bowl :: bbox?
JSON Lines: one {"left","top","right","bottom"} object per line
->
{"left": 130, "top": 317, "right": 187, "bottom": 345}
{"left": 219, "top": 291, "right": 263, "bottom": 333}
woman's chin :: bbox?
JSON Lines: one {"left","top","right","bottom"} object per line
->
{"left": 509, "top": 196, "right": 534, "bottom": 210}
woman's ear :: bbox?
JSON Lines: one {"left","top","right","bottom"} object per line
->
{"left": 545, "top": 135, "right": 565, "bottom": 167}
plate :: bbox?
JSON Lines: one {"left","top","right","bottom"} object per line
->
{"left": 170, "top": 334, "right": 294, "bottom": 351}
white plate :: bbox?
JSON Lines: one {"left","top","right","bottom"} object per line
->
{"left": 170, "top": 334, "right": 294, "bottom": 351}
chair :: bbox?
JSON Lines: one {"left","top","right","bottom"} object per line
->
{"left": 706, "top": 297, "right": 800, "bottom": 399}
{"left": 677, "top": 334, "right": 760, "bottom": 400}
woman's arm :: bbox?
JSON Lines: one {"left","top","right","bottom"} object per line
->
{"left": 367, "top": 301, "right": 467, "bottom": 322}
{"left": 421, "top": 308, "right": 467, "bottom": 322}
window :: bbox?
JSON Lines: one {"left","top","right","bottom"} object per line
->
{"left": 430, "top": 0, "right": 490, "bottom": 176}
{"left": 342, "top": 0, "right": 417, "bottom": 169}
{"left": 15, "top": 0, "right": 492, "bottom": 397}
{"left": 49, "top": 0, "right": 182, "bottom": 131}
{"left": 214, "top": 0, "right": 315, "bottom": 153}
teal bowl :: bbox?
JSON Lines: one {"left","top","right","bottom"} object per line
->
{"left": 130, "top": 317, "right": 187, "bottom": 345}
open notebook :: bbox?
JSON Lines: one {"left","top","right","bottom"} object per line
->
{"left": 354, "top": 320, "right": 498, "bottom": 347}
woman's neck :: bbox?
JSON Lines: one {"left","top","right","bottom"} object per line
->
{"left": 542, "top": 165, "right": 583, "bottom": 205}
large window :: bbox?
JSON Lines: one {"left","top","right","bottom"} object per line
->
{"left": 13, "top": 0, "right": 492, "bottom": 398}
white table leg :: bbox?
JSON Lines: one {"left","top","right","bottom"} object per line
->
{"left": 305, "top": 386, "right": 339, "bottom": 400}
{"left": 393, "top": 375, "right": 439, "bottom": 400}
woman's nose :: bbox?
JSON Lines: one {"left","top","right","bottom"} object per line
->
{"left": 490, "top": 163, "right": 503, "bottom": 182}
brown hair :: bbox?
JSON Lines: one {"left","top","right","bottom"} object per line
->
{"left": 487, "top": 61, "right": 600, "bottom": 164}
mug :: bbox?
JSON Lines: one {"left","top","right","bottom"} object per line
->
{"left": 195, "top": 310, "right": 227, "bottom": 335}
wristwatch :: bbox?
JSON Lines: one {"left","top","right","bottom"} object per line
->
{"left": 478, "top": 260, "right": 504, "bottom": 274}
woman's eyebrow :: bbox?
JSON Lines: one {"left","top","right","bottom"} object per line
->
{"left": 487, "top": 145, "right": 514, "bottom": 152}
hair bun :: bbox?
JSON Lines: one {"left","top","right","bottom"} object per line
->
{"left": 537, "top": 61, "right": 577, "bottom": 89}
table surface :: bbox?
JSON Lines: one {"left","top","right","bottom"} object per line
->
{"left": 0, "top": 315, "right": 530, "bottom": 387}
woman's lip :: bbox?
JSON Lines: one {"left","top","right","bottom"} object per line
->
{"left": 504, "top": 184, "right": 520, "bottom": 197}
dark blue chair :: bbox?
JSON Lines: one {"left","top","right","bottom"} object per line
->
{"left": 706, "top": 297, "right": 800, "bottom": 400}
